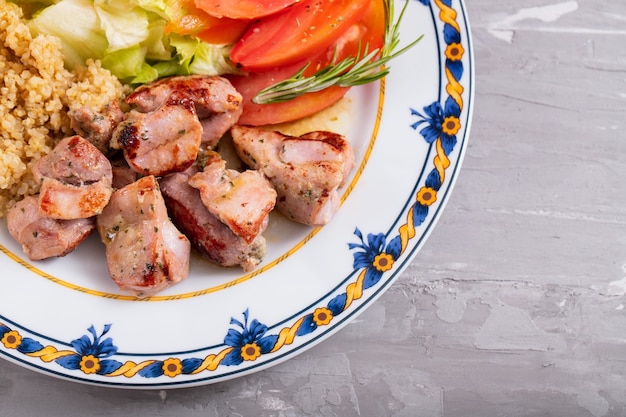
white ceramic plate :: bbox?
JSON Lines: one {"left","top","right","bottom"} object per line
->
{"left": 0, "top": 0, "right": 473, "bottom": 388}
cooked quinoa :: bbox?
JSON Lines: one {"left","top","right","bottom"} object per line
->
{"left": 0, "top": 0, "right": 128, "bottom": 216}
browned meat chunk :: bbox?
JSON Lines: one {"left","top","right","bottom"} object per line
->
{"left": 109, "top": 155, "right": 141, "bottom": 190}
{"left": 69, "top": 101, "right": 125, "bottom": 155}
{"left": 6, "top": 195, "right": 95, "bottom": 261}
{"left": 32, "top": 135, "right": 113, "bottom": 220}
{"left": 111, "top": 94, "right": 203, "bottom": 177}
{"left": 188, "top": 151, "right": 276, "bottom": 244}
{"left": 231, "top": 126, "right": 355, "bottom": 227}
{"left": 96, "top": 176, "right": 191, "bottom": 298}
{"left": 126, "top": 75, "right": 243, "bottom": 148}
{"left": 160, "top": 168, "right": 266, "bottom": 271}
{"left": 212, "top": 133, "right": 247, "bottom": 172}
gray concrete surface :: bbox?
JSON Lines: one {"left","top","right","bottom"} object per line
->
{"left": 2, "top": 0, "right": 626, "bottom": 416}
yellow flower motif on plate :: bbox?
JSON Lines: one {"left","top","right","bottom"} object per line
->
{"left": 417, "top": 187, "right": 437, "bottom": 206}
{"left": 373, "top": 253, "right": 394, "bottom": 273}
{"left": 241, "top": 342, "right": 261, "bottom": 361}
{"left": 1, "top": 330, "right": 22, "bottom": 349}
{"left": 313, "top": 307, "right": 333, "bottom": 326}
{"left": 80, "top": 355, "right": 101, "bottom": 374}
{"left": 445, "top": 42, "right": 464, "bottom": 61}
{"left": 442, "top": 116, "right": 461, "bottom": 136}
{"left": 163, "top": 358, "right": 183, "bottom": 377}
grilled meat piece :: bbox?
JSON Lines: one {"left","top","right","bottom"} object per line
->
{"left": 32, "top": 135, "right": 113, "bottom": 220}
{"left": 231, "top": 125, "right": 355, "bottom": 226}
{"left": 126, "top": 75, "right": 243, "bottom": 148}
{"left": 96, "top": 176, "right": 190, "bottom": 297}
{"left": 69, "top": 101, "right": 125, "bottom": 155}
{"left": 6, "top": 195, "right": 95, "bottom": 261}
{"left": 188, "top": 151, "right": 276, "bottom": 244}
{"left": 160, "top": 167, "right": 267, "bottom": 271}
{"left": 109, "top": 155, "right": 141, "bottom": 190}
{"left": 111, "top": 94, "right": 203, "bottom": 177}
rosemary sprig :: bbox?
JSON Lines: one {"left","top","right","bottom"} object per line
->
{"left": 252, "top": 0, "right": 423, "bottom": 104}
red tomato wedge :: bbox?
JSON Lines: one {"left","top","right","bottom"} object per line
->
{"left": 227, "top": 62, "right": 350, "bottom": 126}
{"left": 227, "top": 0, "right": 385, "bottom": 126}
{"left": 194, "top": 0, "right": 300, "bottom": 19}
{"left": 194, "top": 18, "right": 251, "bottom": 45}
{"left": 166, "top": 0, "right": 251, "bottom": 44}
{"left": 229, "top": 0, "right": 371, "bottom": 71}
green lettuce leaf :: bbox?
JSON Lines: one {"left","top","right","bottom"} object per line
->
{"left": 94, "top": 0, "right": 151, "bottom": 52}
{"left": 28, "top": 0, "right": 108, "bottom": 70}
{"left": 26, "top": 0, "right": 238, "bottom": 84}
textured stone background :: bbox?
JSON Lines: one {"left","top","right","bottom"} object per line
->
{"left": 2, "top": 0, "right": 626, "bottom": 416}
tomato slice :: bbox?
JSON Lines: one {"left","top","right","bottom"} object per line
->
{"left": 193, "top": 18, "right": 250, "bottom": 45}
{"left": 227, "top": 61, "right": 350, "bottom": 126}
{"left": 165, "top": 0, "right": 251, "bottom": 44}
{"left": 194, "top": 0, "right": 300, "bottom": 20}
{"left": 229, "top": 0, "right": 371, "bottom": 71}
{"left": 227, "top": 0, "right": 385, "bottom": 126}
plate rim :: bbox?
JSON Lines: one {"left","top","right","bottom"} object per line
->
{"left": 0, "top": 0, "right": 475, "bottom": 388}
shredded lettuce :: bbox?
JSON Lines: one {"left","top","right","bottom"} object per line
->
{"left": 94, "top": 0, "right": 152, "bottom": 52}
{"left": 25, "top": 0, "right": 238, "bottom": 84}
{"left": 26, "top": 0, "right": 109, "bottom": 70}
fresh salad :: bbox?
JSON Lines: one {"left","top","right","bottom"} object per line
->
{"left": 20, "top": 0, "right": 419, "bottom": 126}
